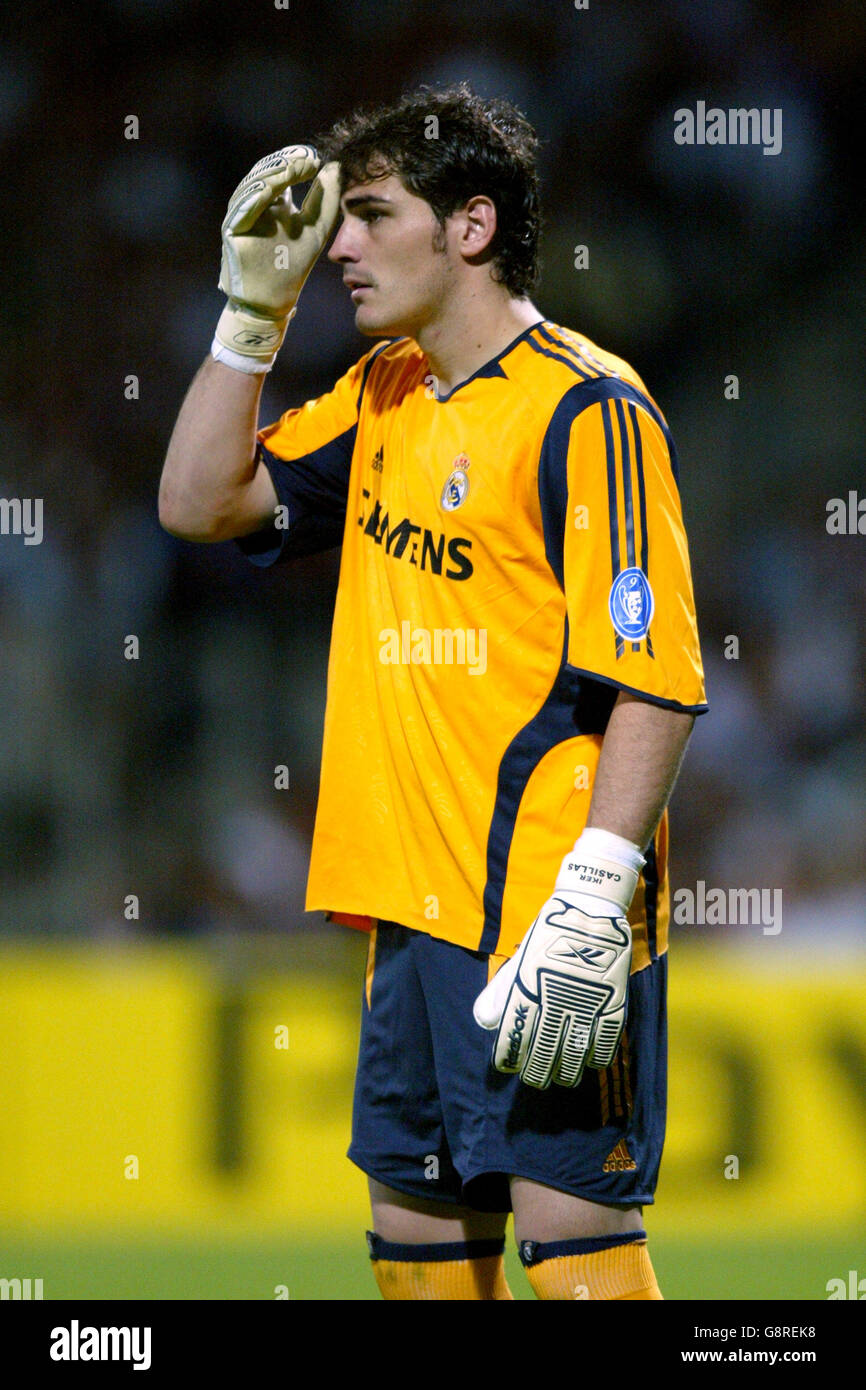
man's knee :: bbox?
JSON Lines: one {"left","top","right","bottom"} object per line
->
{"left": 366, "top": 1177, "right": 512, "bottom": 1300}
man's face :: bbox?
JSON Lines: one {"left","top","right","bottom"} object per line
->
{"left": 327, "top": 169, "right": 456, "bottom": 338}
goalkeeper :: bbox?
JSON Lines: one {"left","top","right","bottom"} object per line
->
{"left": 159, "top": 88, "right": 707, "bottom": 1301}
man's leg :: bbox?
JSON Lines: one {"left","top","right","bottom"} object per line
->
{"left": 510, "top": 1179, "right": 662, "bottom": 1300}
{"left": 350, "top": 924, "right": 514, "bottom": 1299}
{"left": 367, "top": 1178, "right": 512, "bottom": 1300}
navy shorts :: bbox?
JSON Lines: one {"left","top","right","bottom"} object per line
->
{"left": 348, "top": 921, "right": 667, "bottom": 1213}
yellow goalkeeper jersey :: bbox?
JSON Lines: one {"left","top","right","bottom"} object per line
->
{"left": 239, "top": 320, "right": 707, "bottom": 968}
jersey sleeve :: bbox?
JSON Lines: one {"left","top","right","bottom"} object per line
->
{"left": 539, "top": 378, "right": 707, "bottom": 713}
{"left": 236, "top": 341, "right": 390, "bottom": 566}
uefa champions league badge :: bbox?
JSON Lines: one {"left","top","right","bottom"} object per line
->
{"left": 609, "top": 567, "right": 654, "bottom": 640}
{"left": 440, "top": 454, "right": 470, "bottom": 511}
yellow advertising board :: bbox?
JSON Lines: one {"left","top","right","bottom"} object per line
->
{"left": 0, "top": 943, "right": 863, "bottom": 1238}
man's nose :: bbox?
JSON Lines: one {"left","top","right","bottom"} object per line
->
{"left": 327, "top": 220, "right": 355, "bottom": 262}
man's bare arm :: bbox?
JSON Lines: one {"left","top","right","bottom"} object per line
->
{"left": 158, "top": 356, "right": 277, "bottom": 542}
{"left": 159, "top": 148, "right": 340, "bottom": 543}
{"left": 586, "top": 689, "right": 695, "bottom": 850}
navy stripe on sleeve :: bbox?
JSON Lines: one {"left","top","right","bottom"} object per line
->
{"left": 236, "top": 428, "right": 355, "bottom": 566}
{"left": 601, "top": 400, "right": 624, "bottom": 661}
{"left": 238, "top": 344, "right": 394, "bottom": 568}
{"left": 615, "top": 398, "right": 635, "bottom": 570}
{"left": 629, "top": 401, "right": 654, "bottom": 658}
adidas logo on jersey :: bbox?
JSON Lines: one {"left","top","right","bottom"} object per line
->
{"left": 603, "top": 1139, "right": 637, "bottom": 1173}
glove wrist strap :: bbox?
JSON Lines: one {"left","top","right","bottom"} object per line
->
{"left": 211, "top": 339, "right": 273, "bottom": 375}
{"left": 213, "top": 301, "right": 295, "bottom": 370}
{"left": 578, "top": 826, "right": 645, "bottom": 873}
{"left": 555, "top": 828, "right": 645, "bottom": 914}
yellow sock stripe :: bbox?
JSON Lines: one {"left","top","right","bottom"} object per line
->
{"left": 371, "top": 1253, "right": 513, "bottom": 1301}
{"left": 524, "top": 1239, "right": 662, "bottom": 1301}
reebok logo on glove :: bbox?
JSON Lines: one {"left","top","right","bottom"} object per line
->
{"left": 473, "top": 829, "right": 645, "bottom": 1089}
{"left": 505, "top": 1004, "right": 530, "bottom": 1068}
{"left": 546, "top": 936, "right": 617, "bottom": 971}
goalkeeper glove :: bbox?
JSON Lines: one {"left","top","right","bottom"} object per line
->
{"left": 212, "top": 145, "right": 341, "bottom": 373}
{"left": 473, "top": 828, "right": 645, "bottom": 1090}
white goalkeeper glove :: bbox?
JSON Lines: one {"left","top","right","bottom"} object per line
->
{"left": 473, "top": 828, "right": 645, "bottom": 1090}
{"left": 212, "top": 145, "right": 341, "bottom": 373}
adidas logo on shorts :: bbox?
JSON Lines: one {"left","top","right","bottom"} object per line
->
{"left": 603, "top": 1139, "right": 637, "bottom": 1173}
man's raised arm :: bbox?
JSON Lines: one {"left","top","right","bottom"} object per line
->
{"left": 159, "top": 357, "right": 271, "bottom": 542}
{"left": 158, "top": 145, "right": 341, "bottom": 542}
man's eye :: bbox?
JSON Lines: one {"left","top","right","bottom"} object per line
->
{"left": 364, "top": 211, "right": 383, "bottom": 224}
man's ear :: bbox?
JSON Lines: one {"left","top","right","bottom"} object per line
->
{"left": 459, "top": 195, "right": 498, "bottom": 258}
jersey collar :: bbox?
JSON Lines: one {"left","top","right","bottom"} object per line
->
{"left": 428, "top": 318, "right": 546, "bottom": 403}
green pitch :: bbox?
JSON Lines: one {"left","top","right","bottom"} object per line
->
{"left": 0, "top": 1235, "right": 858, "bottom": 1300}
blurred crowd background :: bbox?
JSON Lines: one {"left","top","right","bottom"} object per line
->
{"left": 1, "top": 0, "right": 863, "bottom": 944}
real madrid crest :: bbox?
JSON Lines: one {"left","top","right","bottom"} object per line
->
{"left": 440, "top": 453, "right": 470, "bottom": 511}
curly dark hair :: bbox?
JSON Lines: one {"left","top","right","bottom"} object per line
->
{"left": 318, "top": 83, "right": 541, "bottom": 299}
